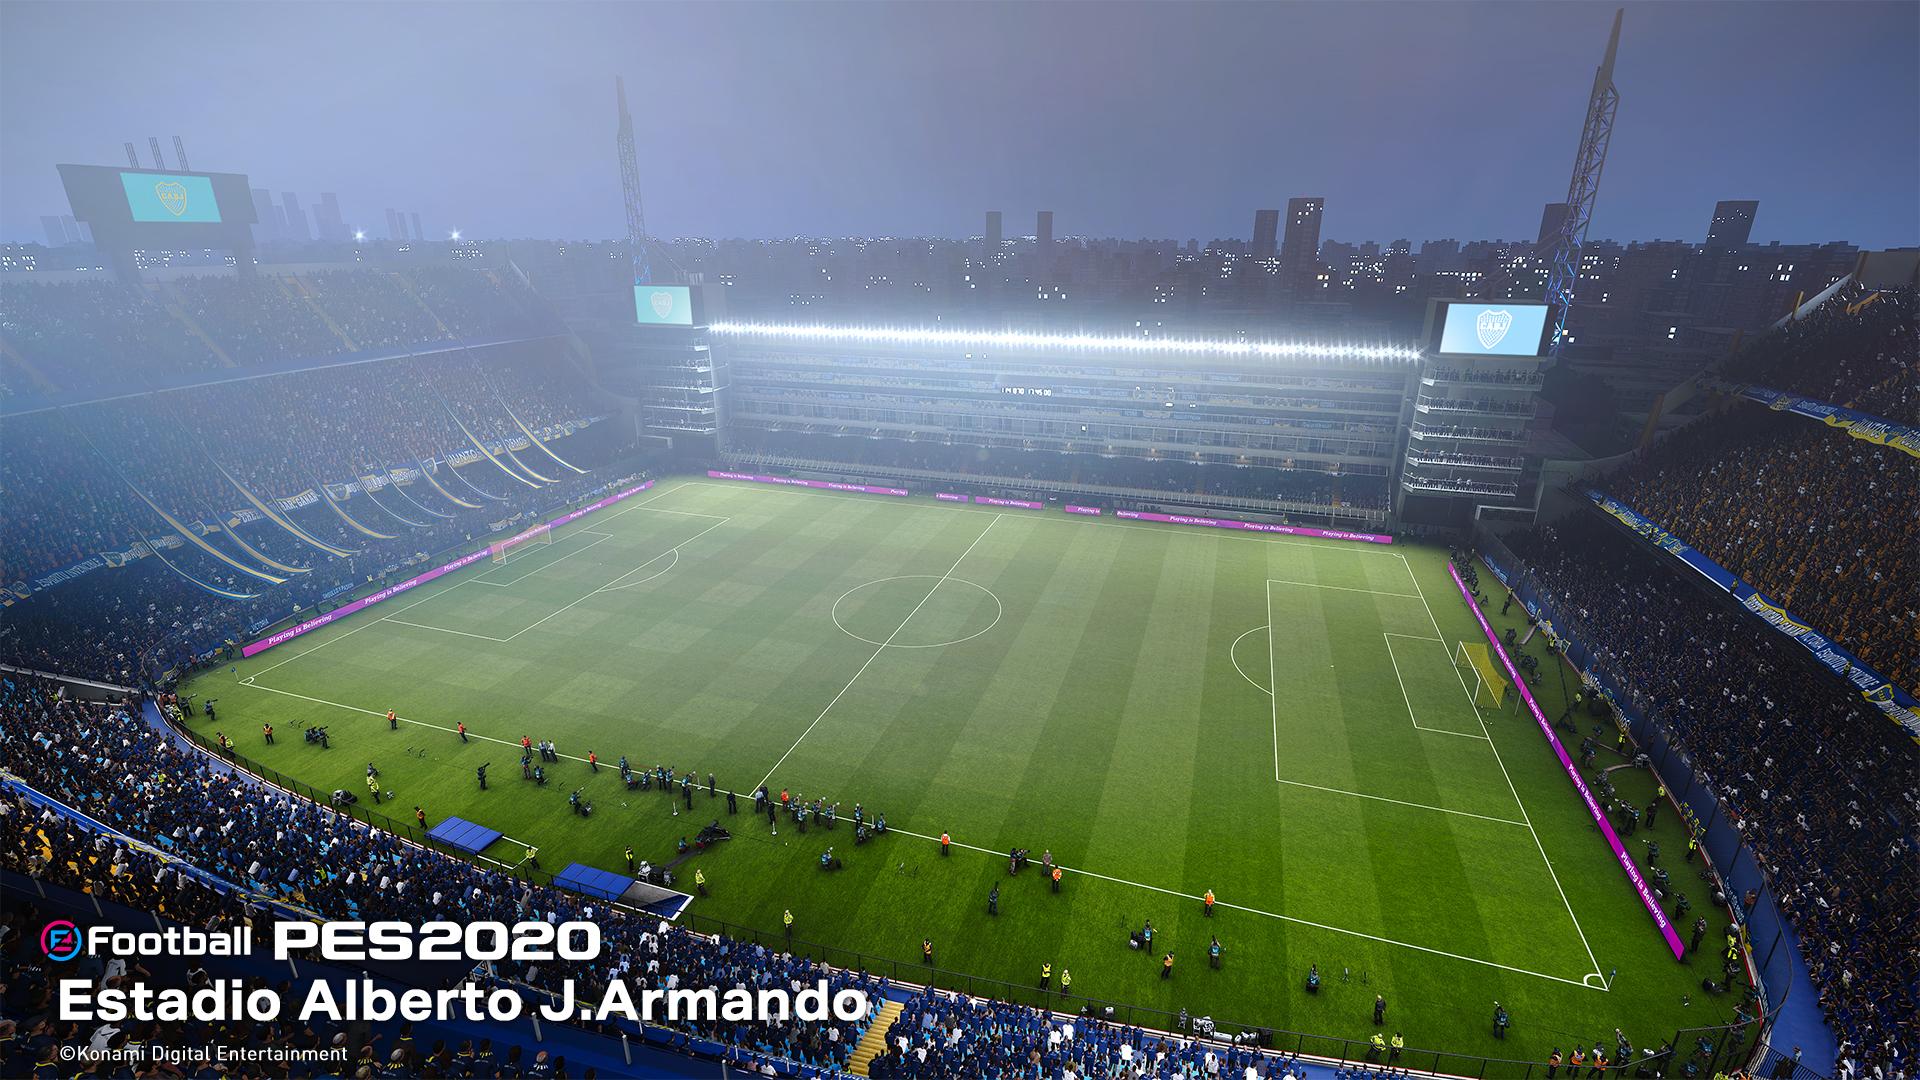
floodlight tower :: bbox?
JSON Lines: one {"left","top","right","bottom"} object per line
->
{"left": 172, "top": 136, "right": 191, "bottom": 172}
{"left": 1543, "top": 8, "right": 1622, "bottom": 355}
{"left": 615, "top": 76, "right": 652, "bottom": 286}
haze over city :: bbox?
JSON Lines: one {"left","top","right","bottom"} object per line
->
{"left": 3, "top": 0, "right": 1916, "bottom": 247}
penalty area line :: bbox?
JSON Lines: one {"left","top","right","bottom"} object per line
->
{"left": 230, "top": 675, "right": 1600, "bottom": 992}
{"left": 883, "top": 823, "right": 1604, "bottom": 992}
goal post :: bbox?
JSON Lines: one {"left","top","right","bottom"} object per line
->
{"left": 490, "top": 522, "right": 554, "bottom": 564}
{"left": 1454, "top": 641, "right": 1513, "bottom": 711}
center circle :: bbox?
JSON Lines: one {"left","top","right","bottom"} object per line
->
{"left": 832, "top": 575, "right": 1004, "bottom": 649}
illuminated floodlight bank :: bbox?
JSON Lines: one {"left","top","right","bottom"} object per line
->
{"left": 709, "top": 322, "right": 1422, "bottom": 365}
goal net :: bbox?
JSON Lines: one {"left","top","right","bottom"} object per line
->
{"left": 1454, "top": 641, "right": 1513, "bottom": 711}
{"left": 490, "top": 523, "right": 554, "bottom": 564}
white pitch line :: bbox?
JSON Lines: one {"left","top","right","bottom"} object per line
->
{"left": 505, "top": 517, "right": 730, "bottom": 640}
{"left": 238, "top": 482, "right": 694, "bottom": 681}
{"left": 596, "top": 548, "right": 679, "bottom": 594}
{"left": 1382, "top": 633, "right": 1490, "bottom": 741}
{"left": 1266, "top": 581, "right": 1281, "bottom": 782}
{"left": 593, "top": 517, "right": 730, "bottom": 595}
{"left": 1400, "top": 554, "right": 1606, "bottom": 983}
{"left": 1275, "top": 777, "right": 1525, "bottom": 827}
{"left": 474, "top": 533, "right": 615, "bottom": 588}
{"left": 879, "top": 823, "right": 1599, "bottom": 991}
{"left": 681, "top": 480, "right": 1404, "bottom": 558}
{"left": 1268, "top": 578, "right": 1422, "bottom": 599}
{"left": 1230, "top": 625, "right": 1271, "bottom": 696}
{"left": 756, "top": 515, "right": 999, "bottom": 792}
{"left": 382, "top": 617, "right": 514, "bottom": 643}
{"left": 231, "top": 673, "right": 1588, "bottom": 991}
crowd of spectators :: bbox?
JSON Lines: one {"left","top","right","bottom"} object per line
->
{"left": 723, "top": 429, "right": 1391, "bottom": 512}
{"left": 870, "top": 989, "right": 1311, "bottom": 1079}
{"left": 0, "top": 266, "right": 554, "bottom": 398}
{"left": 0, "top": 674, "right": 1360, "bottom": 1080}
{"left": 1600, "top": 402, "right": 1919, "bottom": 690}
{"left": 1, "top": 344, "right": 599, "bottom": 583}
{"left": 0, "top": 279, "right": 222, "bottom": 395}
{"left": 1713, "top": 284, "right": 1917, "bottom": 425}
{"left": 0, "top": 458, "right": 630, "bottom": 688}
{"left": 1498, "top": 519, "right": 1917, "bottom": 1077}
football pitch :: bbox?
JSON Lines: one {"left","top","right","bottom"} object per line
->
{"left": 188, "top": 476, "right": 1729, "bottom": 1062}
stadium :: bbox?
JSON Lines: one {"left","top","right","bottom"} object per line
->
{"left": 2, "top": 4, "right": 1916, "bottom": 1080}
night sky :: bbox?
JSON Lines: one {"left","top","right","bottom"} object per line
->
{"left": 3, "top": 1, "right": 1915, "bottom": 248}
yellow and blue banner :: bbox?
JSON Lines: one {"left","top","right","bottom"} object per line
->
{"left": 1588, "top": 490, "right": 1918, "bottom": 740}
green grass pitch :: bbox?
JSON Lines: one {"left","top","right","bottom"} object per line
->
{"left": 186, "top": 475, "right": 1735, "bottom": 1064}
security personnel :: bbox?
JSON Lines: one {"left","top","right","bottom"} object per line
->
{"left": 1390, "top": 1032, "right": 1404, "bottom": 1063}
{"left": 526, "top": 845, "right": 539, "bottom": 869}
{"left": 922, "top": 938, "right": 934, "bottom": 964}
{"left": 414, "top": 806, "right": 427, "bottom": 829}
{"left": 1051, "top": 865, "right": 1062, "bottom": 892}
{"left": 1548, "top": 1047, "right": 1563, "bottom": 1078}
{"left": 587, "top": 750, "right": 598, "bottom": 772}
{"left": 1685, "top": 835, "right": 1698, "bottom": 863}
{"left": 457, "top": 721, "right": 469, "bottom": 743}
{"left": 1569, "top": 1046, "right": 1585, "bottom": 1075}
{"left": 1368, "top": 1033, "right": 1386, "bottom": 1062}
{"left": 625, "top": 845, "right": 636, "bottom": 873}
{"left": 1160, "top": 952, "right": 1174, "bottom": 980}
{"left": 940, "top": 832, "right": 951, "bottom": 856}
{"left": 1059, "top": 968, "right": 1071, "bottom": 998}
{"left": 1203, "top": 889, "right": 1215, "bottom": 917}
{"left": 1040, "top": 962, "right": 1052, "bottom": 990}
{"left": 367, "top": 773, "right": 382, "bottom": 803}
{"left": 694, "top": 868, "right": 708, "bottom": 896}
{"left": 262, "top": 722, "right": 274, "bottom": 744}
{"left": 783, "top": 908, "right": 794, "bottom": 941}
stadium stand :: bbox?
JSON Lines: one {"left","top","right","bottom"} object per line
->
{"left": 1493, "top": 519, "right": 1917, "bottom": 1079}
{"left": 0, "top": 267, "right": 553, "bottom": 398}
{"left": 1713, "top": 284, "right": 1918, "bottom": 424}
{"left": 0, "top": 676, "right": 1359, "bottom": 1080}
{"left": 0, "top": 272, "right": 621, "bottom": 687}
{"left": 1598, "top": 284, "right": 1919, "bottom": 690}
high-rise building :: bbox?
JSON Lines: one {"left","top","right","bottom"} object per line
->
{"left": 1706, "top": 200, "right": 1758, "bottom": 248}
{"left": 281, "top": 192, "right": 311, "bottom": 242}
{"left": 1537, "top": 202, "right": 1572, "bottom": 246}
{"left": 1035, "top": 210, "right": 1053, "bottom": 270}
{"left": 386, "top": 209, "right": 403, "bottom": 242}
{"left": 1252, "top": 209, "right": 1279, "bottom": 259}
{"left": 1280, "top": 197, "right": 1324, "bottom": 291}
{"left": 313, "top": 193, "right": 345, "bottom": 242}
{"left": 250, "top": 188, "right": 281, "bottom": 242}
{"left": 40, "top": 216, "right": 66, "bottom": 247}
{"left": 411, "top": 212, "right": 424, "bottom": 243}
{"left": 985, "top": 211, "right": 1003, "bottom": 254}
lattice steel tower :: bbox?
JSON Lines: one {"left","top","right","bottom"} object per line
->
{"left": 616, "top": 76, "right": 652, "bottom": 286}
{"left": 1543, "top": 9, "right": 1622, "bottom": 355}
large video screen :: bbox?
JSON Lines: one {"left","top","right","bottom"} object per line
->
{"left": 1437, "top": 302, "right": 1549, "bottom": 357}
{"left": 634, "top": 284, "right": 695, "bottom": 326}
{"left": 120, "top": 171, "right": 222, "bottom": 223}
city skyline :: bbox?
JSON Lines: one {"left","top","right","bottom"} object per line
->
{"left": 2, "top": 1, "right": 1916, "bottom": 248}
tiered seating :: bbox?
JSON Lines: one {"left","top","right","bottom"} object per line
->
{"left": 1598, "top": 285, "right": 1920, "bottom": 690}
{"left": 724, "top": 429, "right": 1390, "bottom": 511}
{"left": 1498, "top": 518, "right": 1917, "bottom": 1079}
{"left": 0, "top": 279, "right": 221, "bottom": 393}
{"left": 0, "top": 268, "right": 555, "bottom": 398}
